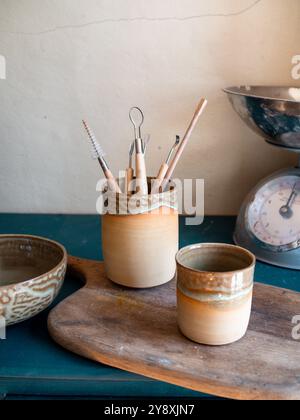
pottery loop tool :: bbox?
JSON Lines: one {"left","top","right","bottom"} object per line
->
{"left": 157, "top": 98, "right": 208, "bottom": 193}
{"left": 125, "top": 141, "right": 135, "bottom": 194}
{"left": 82, "top": 120, "right": 122, "bottom": 194}
{"left": 152, "top": 135, "right": 180, "bottom": 194}
{"left": 129, "top": 107, "right": 148, "bottom": 195}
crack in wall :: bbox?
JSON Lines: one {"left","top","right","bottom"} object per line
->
{"left": 0, "top": 0, "right": 262, "bottom": 36}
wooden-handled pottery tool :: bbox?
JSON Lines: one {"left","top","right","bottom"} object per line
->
{"left": 158, "top": 98, "right": 208, "bottom": 192}
{"left": 152, "top": 135, "right": 180, "bottom": 194}
{"left": 125, "top": 141, "right": 135, "bottom": 194}
{"left": 129, "top": 107, "right": 148, "bottom": 196}
{"left": 82, "top": 120, "right": 122, "bottom": 194}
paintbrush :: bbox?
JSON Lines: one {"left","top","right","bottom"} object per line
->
{"left": 82, "top": 120, "right": 122, "bottom": 194}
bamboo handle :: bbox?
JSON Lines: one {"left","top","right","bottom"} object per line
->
{"left": 152, "top": 163, "right": 169, "bottom": 194}
{"left": 161, "top": 98, "right": 208, "bottom": 191}
{"left": 105, "top": 169, "right": 122, "bottom": 194}
{"left": 135, "top": 153, "right": 148, "bottom": 195}
{"left": 125, "top": 167, "right": 134, "bottom": 194}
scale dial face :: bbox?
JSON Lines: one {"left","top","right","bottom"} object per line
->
{"left": 247, "top": 175, "right": 300, "bottom": 251}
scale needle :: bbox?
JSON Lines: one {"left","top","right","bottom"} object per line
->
{"left": 279, "top": 183, "right": 299, "bottom": 220}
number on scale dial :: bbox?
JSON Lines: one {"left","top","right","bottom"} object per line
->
{"left": 247, "top": 175, "right": 300, "bottom": 250}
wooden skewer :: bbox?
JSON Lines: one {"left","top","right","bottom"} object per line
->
{"left": 159, "top": 98, "right": 208, "bottom": 192}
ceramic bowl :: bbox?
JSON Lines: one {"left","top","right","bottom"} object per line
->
{"left": 0, "top": 235, "right": 67, "bottom": 326}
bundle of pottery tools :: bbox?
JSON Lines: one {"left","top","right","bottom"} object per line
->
{"left": 82, "top": 98, "right": 208, "bottom": 196}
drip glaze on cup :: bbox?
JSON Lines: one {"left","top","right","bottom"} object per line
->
{"left": 176, "top": 243, "right": 256, "bottom": 346}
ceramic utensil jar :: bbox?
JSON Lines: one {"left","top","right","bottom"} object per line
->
{"left": 176, "top": 243, "right": 255, "bottom": 346}
{"left": 102, "top": 182, "right": 178, "bottom": 288}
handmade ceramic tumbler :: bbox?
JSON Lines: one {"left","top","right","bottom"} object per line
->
{"left": 176, "top": 243, "right": 255, "bottom": 346}
{"left": 102, "top": 183, "right": 179, "bottom": 288}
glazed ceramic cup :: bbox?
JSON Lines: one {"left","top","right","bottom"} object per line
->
{"left": 176, "top": 243, "right": 256, "bottom": 346}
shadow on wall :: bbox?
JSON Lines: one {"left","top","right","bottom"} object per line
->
{"left": 0, "top": 55, "right": 6, "bottom": 80}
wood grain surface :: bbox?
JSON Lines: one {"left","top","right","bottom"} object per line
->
{"left": 48, "top": 256, "right": 300, "bottom": 401}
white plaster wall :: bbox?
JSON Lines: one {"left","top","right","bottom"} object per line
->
{"left": 0, "top": 0, "right": 299, "bottom": 214}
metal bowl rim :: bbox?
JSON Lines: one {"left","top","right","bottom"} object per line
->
{"left": 223, "top": 86, "right": 300, "bottom": 104}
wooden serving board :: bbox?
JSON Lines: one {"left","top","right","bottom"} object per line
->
{"left": 48, "top": 257, "right": 300, "bottom": 401}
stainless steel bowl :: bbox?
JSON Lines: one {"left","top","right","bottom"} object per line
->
{"left": 224, "top": 86, "right": 300, "bottom": 150}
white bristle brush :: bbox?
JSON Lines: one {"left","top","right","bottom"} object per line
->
{"left": 82, "top": 120, "right": 121, "bottom": 194}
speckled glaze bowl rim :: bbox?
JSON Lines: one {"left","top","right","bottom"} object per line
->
{"left": 223, "top": 86, "right": 300, "bottom": 104}
{"left": 0, "top": 234, "right": 68, "bottom": 290}
{"left": 176, "top": 243, "right": 256, "bottom": 276}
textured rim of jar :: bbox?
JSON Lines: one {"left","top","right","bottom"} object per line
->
{"left": 104, "top": 178, "right": 178, "bottom": 216}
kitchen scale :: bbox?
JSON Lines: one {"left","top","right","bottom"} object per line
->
{"left": 224, "top": 86, "right": 300, "bottom": 270}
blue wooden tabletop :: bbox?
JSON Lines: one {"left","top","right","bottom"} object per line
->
{"left": 0, "top": 215, "right": 299, "bottom": 400}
